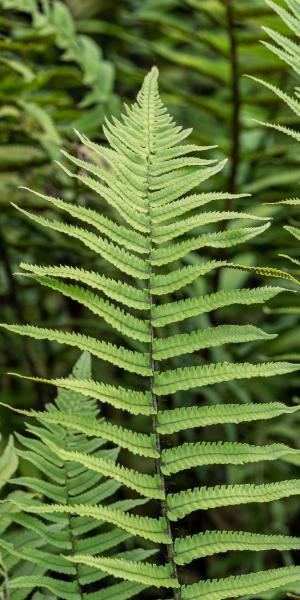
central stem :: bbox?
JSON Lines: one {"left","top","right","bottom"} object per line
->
{"left": 144, "top": 74, "right": 180, "bottom": 598}
{"left": 148, "top": 267, "right": 180, "bottom": 597}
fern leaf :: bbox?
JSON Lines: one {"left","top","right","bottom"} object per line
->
{"left": 151, "top": 223, "right": 270, "bottom": 266}
{"left": 0, "top": 539, "right": 74, "bottom": 575}
{"left": 157, "top": 402, "right": 300, "bottom": 434}
{"left": 8, "top": 373, "right": 153, "bottom": 415}
{"left": 20, "top": 187, "right": 148, "bottom": 254}
{"left": 66, "top": 555, "right": 180, "bottom": 589}
{"left": 285, "top": 225, "right": 300, "bottom": 240}
{"left": 247, "top": 75, "right": 300, "bottom": 117}
{"left": 5, "top": 576, "right": 80, "bottom": 600}
{"left": 13, "top": 205, "right": 149, "bottom": 279}
{"left": 1, "top": 405, "right": 157, "bottom": 458}
{"left": 167, "top": 479, "right": 300, "bottom": 521}
{"left": 30, "top": 276, "right": 150, "bottom": 342}
{"left": 265, "top": 0, "right": 300, "bottom": 37}
{"left": 151, "top": 192, "right": 250, "bottom": 223}
{"left": 154, "top": 361, "right": 299, "bottom": 395}
{"left": 174, "top": 530, "right": 300, "bottom": 564}
{"left": 19, "top": 263, "right": 149, "bottom": 310}
{"left": 152, "top": 286, "right": 284, "bottom": 326}
{"left": 153, "top": 211, "right": 268, "bottom": 243}
{"left": 40, "top": 438, "right": 164, "bottom": 499}
{"left": 18, "top": 503, "right": 171, "bottom": 544}
{"left": 161, "top": 441, "right": 299, "bottom": 475}
{"left": 0, "top": 436, "right": 18, "bottom": 490}
{"left": 149, "top": 160, "right": 227, "bottom": 205}
{"left": 0, "top": 324, "right": 150, "bottom": 375}
{"left": 181, "top": 566, "right": 300, "bottom": 600}
{"left": 58, "top": 165, "right": 150, "bottom": 233}
{"left": 151, "top": 260, "right": 226, "bottom": 295}
{"left": 88, "top": 580, "right": 146, "bottom": 599}
{"left": 153, "top": 325, "right": 276, "bottom": 360}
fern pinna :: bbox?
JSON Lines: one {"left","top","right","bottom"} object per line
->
{"left": 1, "top": 67, "right": 300, "bottom": 599}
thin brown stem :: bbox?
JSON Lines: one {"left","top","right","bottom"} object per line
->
{"left": 224, "top": 0, "right": 241, "bottom": 196}
{"left": 212, "top": 0, "right": 241, "bottom": 298}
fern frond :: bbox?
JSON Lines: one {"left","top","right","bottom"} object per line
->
{"left": 181, "top": 566, "right": 300, "bottom": 600}
{"left": 151, "top": 192, "right": 250, "bottom": 223}
{"left": 167, "top": 479, "right": 300, "bottom": 521}
{"left": 151, "top": 223, "right": 270, "bottom": 266}
{"left": 1, "top": 352, "right": 159, "bottom": 599}
{"left": 1, "top": 324, "right": 150, "bottom": 375}
{"left": 157, "top": 402, "right": 300, "bottom": 434}
{"left": 29, "top": 276, "right": 150, "bottom": 342}
{"left": 4, "top": 575, "right": 79, "bottom": 600}
{"left": 13, "top": 204, "right": 149, "bottom": 279}
{"left": 20, "top": 187, "right": 149, "bottom": 254}
{"left": 19, "top": 263, "right": 150, "bottom": 309}
{"left": 66, "top": 555, "right": 180, "bottom": 589}
{"left": 161, "top": 441, "right": 299, "bottom": 475}
{"left": 8, "top": 373, "right": 153, "bottom": 415}
{"left": 1, "top": 405, "right": 157, "bottom": 458}
{"left": 17, "top": 503, "right": 171, "bottom": 544}
{"left": 154, "top": 361, "right": 299, "bottom": 395}
{"left": 39, "top": 437, "right": 164, "bottom": 499}
{"left": 151, "top": 260, "right": 226, "bottom": 295}
{"left": 153, "top": 325, "right": 276, "bottom": 360}
{"left": 153, "top": 211, "right": 268, "bottom": 243}
{"left": 285, "top": 225, "right": 300, "bottom": 241}
{"left": 152, "top": 286, "right": 285, "bottom": 326}
{"left": 4, "top": 65, "right": 300, "bottom": 597}
{"left": 174, "top": 530, "right": 300, "bottom": 564}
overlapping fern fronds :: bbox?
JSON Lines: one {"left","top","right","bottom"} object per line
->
{"left": 252, "top": 0, "right": 300, "bottom": 361}
{"left": 0, "top": 351, "right": 151, "bottom": 600}
{"left": 1, "top": 67, "right": 300, "bottom": 599}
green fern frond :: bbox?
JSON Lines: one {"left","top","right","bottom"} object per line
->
{"left": 174, "top": 530, "right": 300, "bottom": 564}
{"left": 157, "top": 401, "right": 300, "bottom": 434}
{"left": 181, "top": 566, "right": 300, "bottom": 600}
{"left": 18, "top": 263, "right": 150, "bottom": 309}
{"left": 16, "top": 502, "right": 171, "bottom": 544}
{"left": 1, "top": 323, "right": 150, "bottom": 375}
{"left": 161, "top": 440, "right": 299, "bottom": 475}
{"left": 66, "top": 555, "right": 180, "bottom": 589}
{"left": 152, "top": 286, "right": 285, "bottom": 326}
{"left": 28, "top": 276, "right": 151, "bottom": 342}
{"left": 8, "top": 373, "right": 153, "bottom": 415}
{"left": 1, "top": 352, "right": 155, "bottom": 599}
{"left": 1, "top": 404, "right": 157, "bottom": 458}
{"left": 153, "top": 324, "right": 276, "bottom": 360}
{"left": 3, "top": 65, "right": 300, "bottom": 598}
{"left": 154, "top": 361, "right": 299, "bottom": 395}
{"left": 167, "top": 479, "right": 300, "bottom": 521}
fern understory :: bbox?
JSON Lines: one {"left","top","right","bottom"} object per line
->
{"left": 0, "top": 62, "right": 299, "bottom": 600}
{"left": 249, "top": 0, "right": 300, "bottom": 366}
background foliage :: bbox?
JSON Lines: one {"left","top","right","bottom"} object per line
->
{"left": 0, "top": 0, "right": 299, "bottom": 597}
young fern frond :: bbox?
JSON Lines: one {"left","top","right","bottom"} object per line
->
{"left": 1, "top": 67, "right": 300, "bottom": 599}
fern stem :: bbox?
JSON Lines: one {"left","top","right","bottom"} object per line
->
{"left": 145, "top": 72, "right": 181, "bottom": 598}
{"left": 224, "top": 0, "right": 240, "bottom": 195}
{"left": 212, "top": 0, "right": 240, "bottom": 297}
